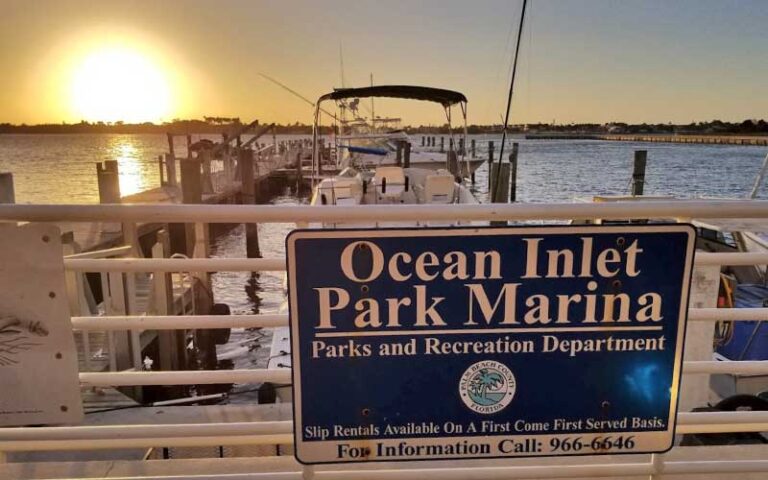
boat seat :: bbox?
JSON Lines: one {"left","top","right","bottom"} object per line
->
{"left": 315, "top": 177, "right": 362, "bottom": 205}
{"left": 373, "top": 166, "right": 406, "bottom": 200}
{"left": 424, "top": 173, "right": 456, "bottom": 204}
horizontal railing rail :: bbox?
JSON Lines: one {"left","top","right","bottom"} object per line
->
{"left": 0, "top": 412, "right": 765, "bottom": 450}
{"left": 68, "top": 307, "right": 768, "bottom": 331}
{"left": 0, "top": 199, "right": 767, "bottom": 223}
{"left": 0, "top": 200, "right": 766, "bottom": 478}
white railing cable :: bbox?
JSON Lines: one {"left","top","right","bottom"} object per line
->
{"left": 1, "top": 199, "right": 768, "bottom": 223}
{"left": 0, "top": 412, "right": 763, "bottom": 443}
{"left": 696, "top": 251, "right": 768, "bottom": 266}
{"left": 688, "top": 307, "right": 768, "bottom": 321}
{"left": 69, "top": 308, "right": 765, "bottom": 331}
{"left": 59, "top": 252, "right": 768, "bottom": 273}
{"left": 682, "top": 361, "right": 768, "bottom": 375}
{"left": 66, "top": 308, "right": 768, "bottom": 330}
{"left": 73, "top": 362, "right": 765, "bottom": 388}
{"left": 37, "top": 461, "right": 768, "bottom": 480}
{"left": 64, "top": 257, "right": 285, "bottom": 272}
{"left": 79, "top": 369, "right": 291, "bottom": 387}
{"left": 71, "top": 313, "right": 289, "bottom": 330}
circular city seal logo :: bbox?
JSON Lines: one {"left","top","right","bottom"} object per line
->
{"left": 459, "top": 360, "right": 516, "bottom": 414}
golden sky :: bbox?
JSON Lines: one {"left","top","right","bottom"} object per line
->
{"left": 1, "top": 0, "right": 767, "bottom": 125}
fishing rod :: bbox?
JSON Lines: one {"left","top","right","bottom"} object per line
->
{"left": 491, "top": 0, "right": 527, "bottom": 202}
{"left": 258, "top": 73, "right": 337, "bottom": 120}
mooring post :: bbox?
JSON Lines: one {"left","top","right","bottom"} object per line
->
{"left": 165, "top": 153, "right": 177, "bottom": 187}
{"left": 166, "top": 133, "right": 175, "bottom": 159}
{"left": 295, "top": 149, "right": 303, "bottom": 190}
{"left": 490, "top": 163, "right": 511, "bottom": 204}
{"left": 471, "top": 139, "right": 476, "bottom": 158}
{"left": 395, "top": 142, "right": 403, "bottom": 166}
{"left": 510, "top": 142, "right": 519, "bottom": 203}
{"left": 440, "top": 136, "right": 445, "bottom": 153}
{"left": 487, "top": 141, "right": 495, "bottom": 189}
{"left": 171, "top": 157, "right": 203, "bottom": 256}
{"left": 459, "top": 138, "right": 464, "bottom": 156}
{"left": 96, "top": 161, "right": 121, "bottom": 204}
{"left": 632, "top": 150, "right": 647, "bottom": 196}
{"left": 403, "top": 142, "right": 411, "bottom": 168}
{"left": 421, "top": 136, "right": 425, "bottom": 147}
{"left": 239, "top": 149, "right": 261, "bottom": 259}
{"left": 0, "top": 172, "right": 15, "bottom": 204}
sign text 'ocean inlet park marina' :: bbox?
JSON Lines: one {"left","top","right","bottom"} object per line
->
{"left": 286, "top": 225, "right": 696, "bottom": 464}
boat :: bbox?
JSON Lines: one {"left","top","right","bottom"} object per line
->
{"left": 264, "top": 88, "right": 485, "bottom": 403}
{"left": 315, "top": 85, "right": 486, "bottom": 177}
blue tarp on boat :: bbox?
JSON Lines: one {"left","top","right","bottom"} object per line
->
{"left": 716, "top": 284, "right": 768, "bottom": 361}
{"left": 339, "top": 145, "right": 388, "bottom": 156}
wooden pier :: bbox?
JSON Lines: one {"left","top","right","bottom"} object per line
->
{"left": 524, "top": 132, "right": 768, "bottom": 146}
{"left": 0, "top": 122, "right": 336, "bottom": 407}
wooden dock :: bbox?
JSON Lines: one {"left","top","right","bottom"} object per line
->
{"left": 0, "top": 123, "right": 335, "bottom": 407}
{"left": 524, "top": 133, "right": 768, "bottom": 146}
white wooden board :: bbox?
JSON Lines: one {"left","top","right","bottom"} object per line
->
{"left": 0, "top": 223, "right": 83, "bottom": 425}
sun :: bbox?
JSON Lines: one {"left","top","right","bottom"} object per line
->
{"left": 70, "top": 46, "right": 171, "bottom": 123}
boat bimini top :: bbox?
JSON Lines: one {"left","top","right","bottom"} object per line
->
{"left": 317, "top": 85, "right": 467, "bottom": 107}
{"left": 311, "top": 85, "right": 470, "bottom": 181}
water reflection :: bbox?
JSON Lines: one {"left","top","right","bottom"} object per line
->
{"left": 109, "top": 137, "right": 151, "bottom": 197}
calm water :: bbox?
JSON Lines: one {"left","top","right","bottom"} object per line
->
{"left": 1, "top": 133, "right": 766, "bottom": 384}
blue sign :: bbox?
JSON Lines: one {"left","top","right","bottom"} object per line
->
{"left": 286, "top": 225, "right": 695, "bottom": 464}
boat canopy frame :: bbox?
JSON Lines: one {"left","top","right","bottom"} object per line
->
{"left": 312, "top": 85, "right": 469, "bottom": 182}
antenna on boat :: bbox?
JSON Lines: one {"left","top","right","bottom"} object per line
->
{"left": 491, "top": 0, "right": 528, "bottom": 202}
{"left": 370, "top": 73, "right": 375, "bottom": 126}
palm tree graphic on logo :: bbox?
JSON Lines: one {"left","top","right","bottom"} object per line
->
{"left": 467, "top": 368, "right": 505, "bottom": 406}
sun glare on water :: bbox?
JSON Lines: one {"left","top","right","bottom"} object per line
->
{"left": 70, "top": 47, "right": 172, "bottom": 123}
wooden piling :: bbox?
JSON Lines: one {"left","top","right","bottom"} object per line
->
{"left": 0, "top": 172, "right": 15, "bottom": 204}
{"left": 295, "top": 149, "right": 303, "bottom": 190}
{"left": 396, "top": 142, "right": 403, "bottom": 166}
{"left": 166, "top": 133, "right": 176, "bottom": 159}
{"left": 97, "top": 161, "right": 121, "bottom": 204}
{"left": 632, "top": 150, "right": 647, "bottom": 196}
{"left": 487, "top": 141, "right": 495, "bottom": 189}
{"left": 165, "top": 153, "right": 177, "bottom": 187}
{"left": 404, "top": 142, "right": 411, "bottom": 168}
{"left": 490, "top": 163, "right": 510, "bottom": 203}
{"left": 471, "top": 139, "right": 476, "bottom": 158}
{"left": 170, "top": 158, "right": 203, "bottom": 256}
{"left": 510, "top": 142, "right": 519, "bottom": 203}
{"left": 239, "top": 149, "right": 261, "bottom": 259}
{"left": 421, "top": 136, "right": 425, "bottom": 147}
{"left": 440, "top": 137, "right": 445, "bottom": 153}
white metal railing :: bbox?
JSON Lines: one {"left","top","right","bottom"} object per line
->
{"left": 0, "top": 200, "right": 767, "bottom": 479}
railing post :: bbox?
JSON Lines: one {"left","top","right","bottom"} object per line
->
{"left": 680, "top": 264, "right": 720, "bottom": 412}
{"left": 0, "top": 172, "right": 15, "bottom": 204}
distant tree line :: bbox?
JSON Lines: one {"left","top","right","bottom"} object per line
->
{"left": 1, "top": 118, "right": 767, "bottom": 136}
{"left": 0, "top": 119, "right": 332, "bottom": 135}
